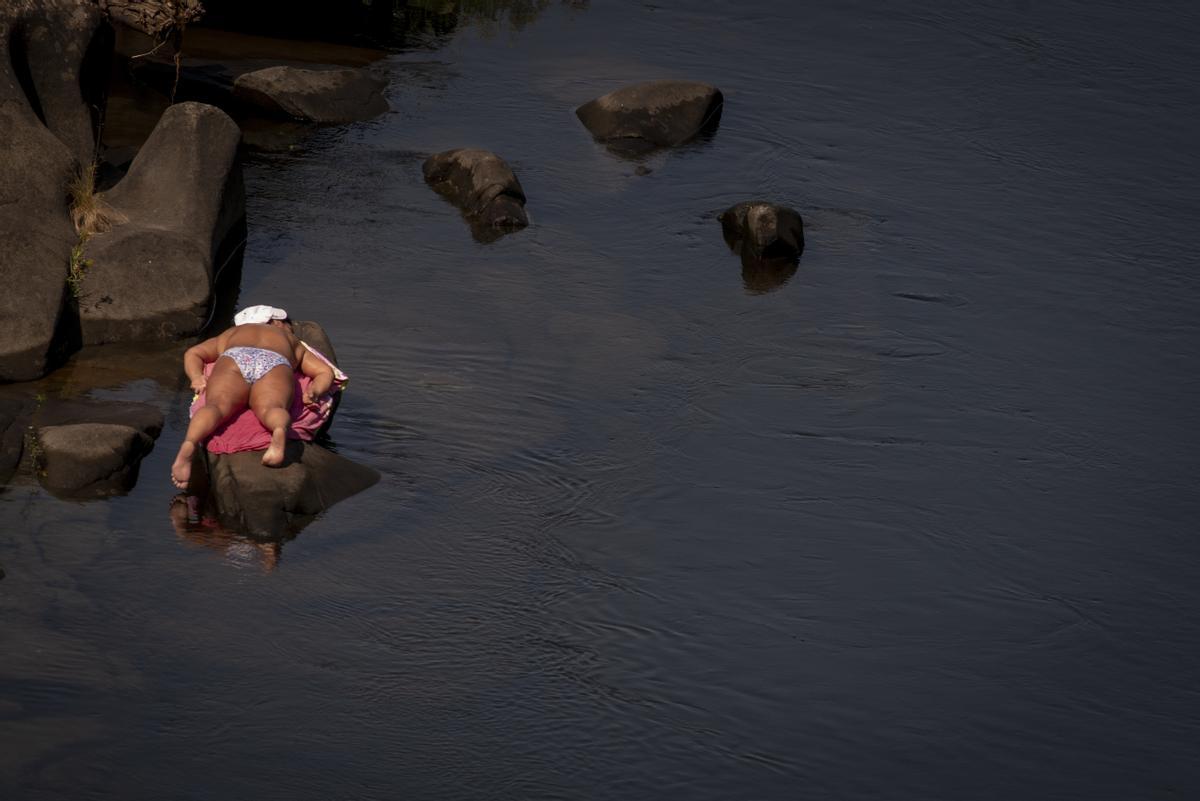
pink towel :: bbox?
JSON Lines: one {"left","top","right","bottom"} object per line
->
{"left": 189, "top": 344, "right": 347, "bottom": 455}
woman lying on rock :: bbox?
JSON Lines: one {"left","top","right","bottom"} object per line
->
{"left": 170, "top": 305, "right": 334, "bottom": 490}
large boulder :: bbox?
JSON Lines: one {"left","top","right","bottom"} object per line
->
{"left": 77, "top": 102, "right": 246, "bottom": 344}
{"left": 201, "top": 442, "right": 380, "bottom": 538}
{"left": 575, "top": 80, "right": 723, "bottom": 149}
{"left": 233, "top": 65, "right": 388, "bottom": 123}
{"left": 423, "top": 148, "right": 528, "bottom": 241}
{"left": 31, "top": 398, "right": 163, "bottom": 497}
{"left": 0, "top": 1, "right": 112, "bottom": 382}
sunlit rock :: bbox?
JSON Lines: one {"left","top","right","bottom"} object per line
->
{"left": 0, "top": 1, "right": 112, "bottom": 381}
{"left": 423, "top": 148, "right": 529, "bottom": 241}
{"left": 198, "top": 442, "right": 380, "bottom": 539}
{"left": 78, "top": 102, "right": 246, "bottom": 344}
{"left": 576, "top": 80, "right": 723, "bottom": 150}
{"left": 32, "top": 399, "right": 163, "bottom": 497}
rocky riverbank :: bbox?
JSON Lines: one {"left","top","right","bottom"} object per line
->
{"left": 1, "top": 0, "right": 799, "bottom": 536}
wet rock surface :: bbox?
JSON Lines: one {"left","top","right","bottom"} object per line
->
{"left": 575, "top": 79, "right": 723, "bottom": 149}
{"left": 0, "top": 1, "right": 110, "bottom": 381}
{"left": 233, "top": 65, "right": 389, "bottom": 123}
{"left": 79, "top": 101, "right": 246, "bottom": 344}
{"left": 423, "top": 148, "right": 529, "bottom": 241}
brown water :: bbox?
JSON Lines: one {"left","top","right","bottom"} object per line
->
{"left": 3, "top": 2, "right": 1200, "bottom": 799}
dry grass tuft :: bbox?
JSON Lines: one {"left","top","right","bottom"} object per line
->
{"left": 68, "top": 163, "right": 127, "bottom": 238}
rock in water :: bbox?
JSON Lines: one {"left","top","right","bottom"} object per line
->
{"left": 423, "top": 149, "right": 529, "bottom": 240}
{"left": 36, "top": 423, "right": 156, "bottom": 497}
{"left": 31, "top": 399, "right": 163, "bottom": 497}
{"left": 719, "top": 201, "right": 805, "bottom": 260}
{"left": 575, "top": 80, "right": 723, "bottom": 148}
{"left": 0, "top": 1, "right": 112, "bottom": 381}
{"left": 233, "top": 65, "right": 389, "bottom": 124}
{"left": 204, "top": 442, "right": 381, "bottom": 538}
{"left": 78, "top": 102, "right": 246, "bottom": 344}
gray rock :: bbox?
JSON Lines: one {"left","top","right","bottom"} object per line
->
{"left": 576, "top": 80, "right": 723, "bottom": 148}
{"left": 719, "top": 201, "right": 805, "bottom": 260}
{"left": 78, "top": 102, "right": 246, "bottom": 344}
{"left": 0, "top": 1, "right": 111, "bottom": 381}
{"left": 423, "top": 148, "right": 528, "bottom": 240}
{"left": 36, "top": 423, "right": 155, "bottom": 497}
{"left": 31, "top": 398, "right": 162, "bottom": 497}
{"left": 203, "top": 442, "right": 380, "bottom": 538}
{"left": 233, "top": 66, "right": 388, "bottom": 124}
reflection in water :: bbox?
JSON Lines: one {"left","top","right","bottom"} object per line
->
{"left": 169, "top": 494, "right": 282, "bottom": 572}
{"left": 738, "top": 254, "right": 799, "bottom": 295}
{"left": 719, "top": 216, "right": 802, "bottom": 295}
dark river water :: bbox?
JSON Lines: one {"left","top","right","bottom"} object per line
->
{"left": 4, "top": 1, "right": 1200, "bottom": 798}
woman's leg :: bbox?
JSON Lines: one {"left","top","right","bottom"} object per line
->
{"left": 249, "top": 364, "right": 295, "bottom": 467}
{"left": 171, "top": 358, "right": 250, "bottom": 489}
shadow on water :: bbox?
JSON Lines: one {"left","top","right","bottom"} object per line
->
{"left": 738, "top": 253, "right": 800, "bottom": 295}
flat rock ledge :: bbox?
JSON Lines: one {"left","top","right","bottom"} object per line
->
{"left": 233, "top": 65, "right": 389, "bottom": 124}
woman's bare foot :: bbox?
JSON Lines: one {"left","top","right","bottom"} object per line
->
{"left": 262, "top": 427, "right": 287, "bottom": 467}
{"left": 171, "top": 441, "right": 195, "bottom": 489}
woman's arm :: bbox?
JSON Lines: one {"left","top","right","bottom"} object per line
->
{"left": 297, "top": 345, "right": 335, "bottom": 405}
{"left": 183, "top": 336, "right": 223, "bottom": 392}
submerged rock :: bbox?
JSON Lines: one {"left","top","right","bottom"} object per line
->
{"left": 0, "top": 1, "right": 112, "bottom": 381}
{"left": 233, "top": 66, "right": 388, "bottom": 124}
{"left": 576, "top": 80, "right": 723, "bottom": 150}
{"left": 78, "top": 102, "right": 246, "bottom": 344}
{"left": 423, "top": 148, "right": 529, "bottom": 241}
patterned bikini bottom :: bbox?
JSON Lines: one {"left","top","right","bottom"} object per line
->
{"left": 221, "top": 346, "right": 291, "bottom": 384}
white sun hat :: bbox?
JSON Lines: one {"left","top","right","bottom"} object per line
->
{"left": 233, "top": 304, "right": 288, "bottom": 326}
